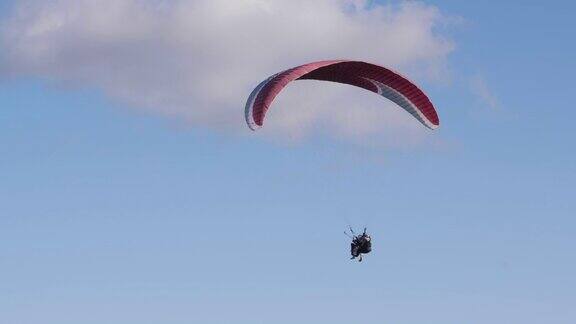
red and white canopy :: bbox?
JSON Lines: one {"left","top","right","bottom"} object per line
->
{"left": 245, "top": 60, "right": 440, "bottom": 130}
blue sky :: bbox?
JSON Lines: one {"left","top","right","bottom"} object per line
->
{"left": 1, "top": 1, "right": 575, "bottom": 323}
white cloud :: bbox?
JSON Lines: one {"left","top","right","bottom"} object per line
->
{"left": 0, "top": 0, "right": 456, "bottom": 144}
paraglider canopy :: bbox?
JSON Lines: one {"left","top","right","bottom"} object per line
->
{"left": 245, "top": 60, "right": 440, "bottom": 131}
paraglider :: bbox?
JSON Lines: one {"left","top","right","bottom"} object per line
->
{"left": 245, "top": 60, "right": 440, "bottom": 130}
{"left": 345, "top": 227, "right": 372, "bottom": 262}
{"left": 245, "top": 61, "right": 438, "bottom": 263}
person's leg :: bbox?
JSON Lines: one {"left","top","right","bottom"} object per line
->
{"left": 351, "top": 244, "right": 358, "bottom": 259}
